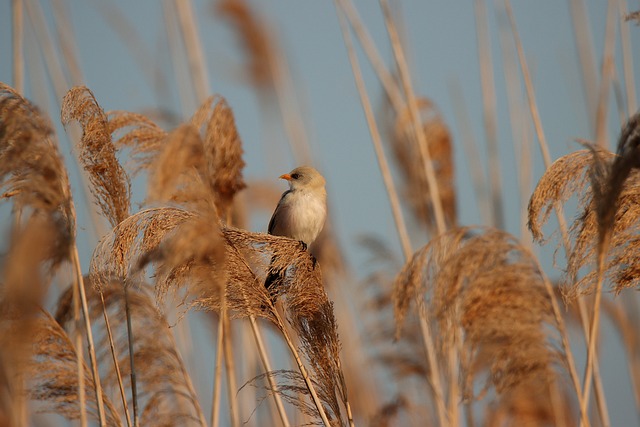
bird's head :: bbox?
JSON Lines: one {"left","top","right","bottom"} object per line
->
{"left": 280, "top": 165, "right": 326, "bottom": 191}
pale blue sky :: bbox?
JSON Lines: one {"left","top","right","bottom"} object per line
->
{"left": 1, "top": 1, "right": 639, "bottom": 425}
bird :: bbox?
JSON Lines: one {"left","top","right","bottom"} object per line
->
{"left": 265, "top": 166, "right": 327, "bottom": 297}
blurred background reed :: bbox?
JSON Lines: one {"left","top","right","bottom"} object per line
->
{"left": 1, "top": 1, "right": 639, "bottom": 426}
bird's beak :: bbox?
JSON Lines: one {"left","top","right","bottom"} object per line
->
{"left": 279, "top": 173, "right": 292, "bottom": 181}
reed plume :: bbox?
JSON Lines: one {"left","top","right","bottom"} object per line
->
{"left": 61, "top": 85, "right": 131, "bottom": 226}
{"left": 0, "top": 83, "right": 73, "bottom": 255}
{"left": 393, "top": 226, "right": 573, "bottom": 424}
{"left": 56, "top": 280, "right": 207, "bottom": 426}
{"left": 528, "top": 115, "right": 640, "bottom": 298}
{"left": 25, "top": 311, "right": 122, "bottom": 426}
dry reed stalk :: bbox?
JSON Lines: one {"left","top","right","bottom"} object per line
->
{"left": 474, "top": 0, "right": 504, "bottom": 229}
{"left": 594, "top": 0, "right": 617, "bottom": 149}
{"left": 211, "top": 313, "right": 224, "bottom": 427}
{"left": 174, "top": 0, "right": 211, "bottom": 104}
{"left": 393, "top": 227, "right": 577, "bottom": 426}
{"left": 335, "top": 8, "right": 449, "bottom": 424}
{"left": 51, "top": 0, "right": 84, "bottom": 85}
{"left": 504, "top": 7, "right": 604, "bottom": 422}
{"left": 379, "top": 0, "right": 447, "bottom": 236}
{"left": 163, "top": 0, "right": 196, "bottom": 116}
{"left": 602, "top": 299, "right": 640, "bottom": 411}
{"left": 619, "top": 0, "right": 637, "bottom": 115}
{"left": 568, "top": 0, "right": 599, "bottom": 134}
{"left": 447, "top": 81, "right": 492, "bottom": 226}
{"left": 247, "top": 316, "right": 291, "bottom": 427}
{"left": 336, "top": 0, "right": 404, "bottom": 110}
{"left": 12, "top": 0, "right": 24, "bottom": 93}
{"left": 495, "top": 10, "right": 533, "bottom": 244}
{"left": 222, "top": 315, "right": 240, "bottom": 427}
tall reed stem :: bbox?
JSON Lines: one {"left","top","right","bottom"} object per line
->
{"left": 71, "top": 245, "right": 106, "bottom": 426}
{"left": 12, "top": 0, "right": 24, "bottom": 93}
{"left": 211, "top": 313, "right": 224, "bottom": 427}
{"left": 380, "top": 0, "right": 447, "bottom": 236}
{"left": 123, "top": 286, "right": 139, "bottom": 427}
{"left": 248, "top": 316, "right": 291, "bottom": 427}
{"left": 100, "top": 293, "right": 133, "bottom": 427}
{"left": 474, "top": 0, "right": 504, "bottom": 229}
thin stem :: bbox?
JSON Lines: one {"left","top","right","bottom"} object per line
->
{"left": 334, "top": 0, "right": 412, "bottom": 260}
{"left": 447, "top": 81, "right": 492, "bottom": 226}
{"left": 503, "top": 2, "right": 592, "bottom": 425}
{"left": 338, "top": 0, "right": 404, "bottom": 110}
{"left": 174, "top": 0, "right": 210, "bottom": 104}
{"left": 124, "top": 287, "right": 139, "bottom": 427}
{"left": 223, "top": 313, "right": 240, "bottom": 427}
{"left": 380, "top": 0, "right": 447, "bottom": 235}
{"left": 474, "top": 0, "right": 504, "bottom": 229}
{"left": 568, "top": 0, "right": 599, "bottom": 135}
{"left": 618, "top": 0, "right": 637, "bottom": 116}
{"left": 279, "top": 321, "right": 332, "bottom": 427}
{"left": 73, "top": 262, "right": 88, "bottom": 427}
{"left": 418, "top": 306, "right": 449, "bottom": 427}
{"left": 248, "top": 316, "right": 291, "bottom": 427}
{"left": 594, "top": 0, "right": 617, "bottom": 149}
{"left": 12, "top": 0, "right": 24, "bottom": 93}
{"left": 211, "top": 315, "right": 225, "bottom": 427}
{"left": 71, "top": 245, "right": 106, "bottom": 426}
{"left": 99, "top": 292, "right": 133, "bottom": 427}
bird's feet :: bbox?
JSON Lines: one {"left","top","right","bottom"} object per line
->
{"left": 299, "top": 240, "right": 308, "bottom": 251}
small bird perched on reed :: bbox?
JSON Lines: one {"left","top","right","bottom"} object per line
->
{"left": 265, "top": 166, "right": 327, "bottom": 295}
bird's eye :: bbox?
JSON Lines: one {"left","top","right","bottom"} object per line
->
{"left": 291, "top": 173, "right": 300, "bottom": 180}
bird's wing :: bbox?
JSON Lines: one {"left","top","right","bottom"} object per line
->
{"left": 268, "top": 190, "right": 292, "bottom": 235}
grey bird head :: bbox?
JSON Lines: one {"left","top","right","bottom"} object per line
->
{"left": 280, "top": 165, "right": 326, "bottom": 191}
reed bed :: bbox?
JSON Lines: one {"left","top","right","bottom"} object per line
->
{"left": 1, "top": 1, "right": 639, "bottom": 426}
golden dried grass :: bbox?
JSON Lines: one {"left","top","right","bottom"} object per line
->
{"left": 393, "top": 227, "right": 569, "bottom": 424}
{"left": 0, "top": 83, "right": 73, "bottom": 254}
{"left": 56, "top": 280, "right": 206, "bottom": 426}
{"left": 25, "top": 311, "right": 122, "bottom": 426}
{"left": 61, "top": 86, "right": 131, "bottom": 226}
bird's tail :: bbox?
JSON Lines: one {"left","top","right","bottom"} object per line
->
{"left": 264, "top": 254, "right": 284, "bottom": 302}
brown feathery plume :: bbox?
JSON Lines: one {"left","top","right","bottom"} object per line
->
{"left": 108, "top": 110, "right": 168, "bottom": 174}
{"left": 190, "top": 95, "right": 246, "bottom": 217}
{"left": 24, "top": 311, "right": 122, "bottom": 426}
{"left": 528, "top": 148, "right": 614, "bottom": 244}
{"left": 216, "top": 0, "right": 274, "bottom": 88}
{"left": 90, "top": 207, "right": 195, "bottom": 293}
{"left": 393, "top": 227, "right": 574, "bottom": 425}
{"left": 146, "top": 124, "right": 208, "bottom": 210}
{"left": 61, "top": 86, "right": 131, "bottom": 227}
{"left": 529, "top": 116, "right": 640, "bottom": 298}
{"left": 390, "top": 97, "right": 457, "bottom": 231}
{"left": 0, "top": 83, "right": 74, "bottom": 252}
{"left": 57, "top": 281, "right": 207, "bottom": 427}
